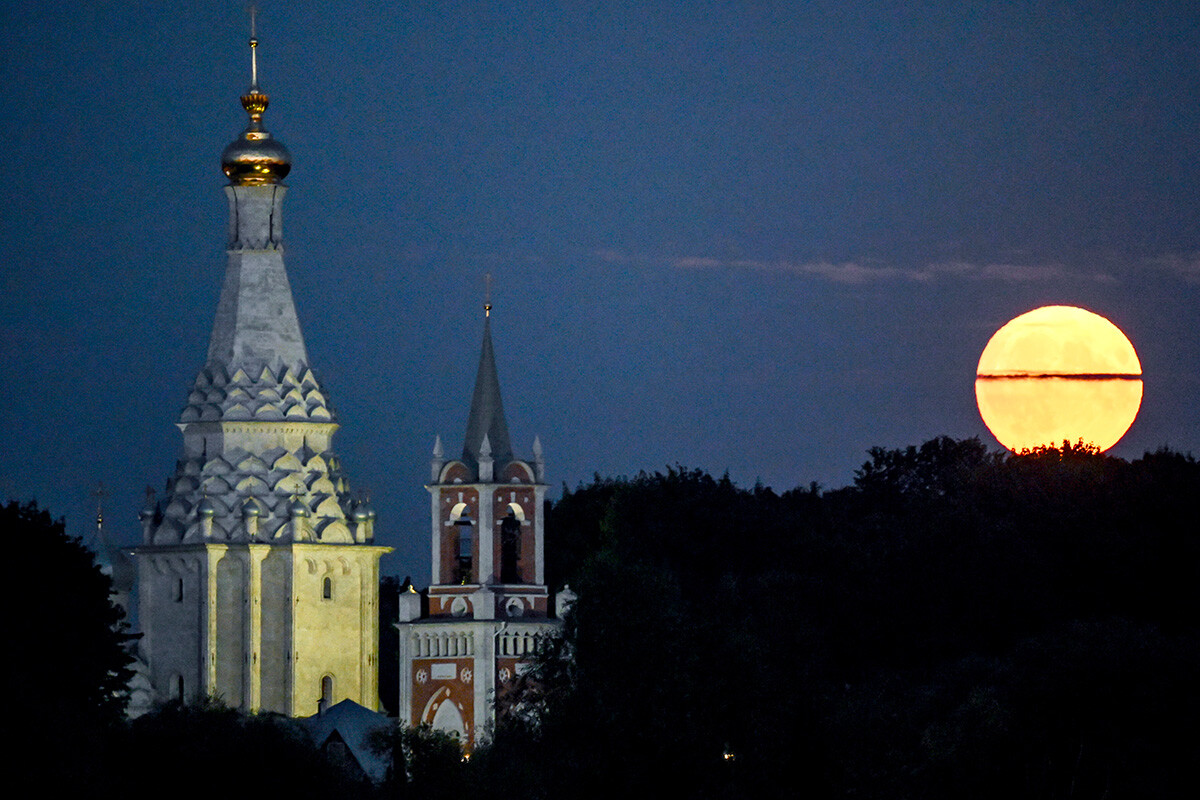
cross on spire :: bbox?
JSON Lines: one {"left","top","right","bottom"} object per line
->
{"left": 248, "top": 4, "right": 261, "bottom": 91}
{"left": 93, "top": 482, "right": 107, "bottom": 528}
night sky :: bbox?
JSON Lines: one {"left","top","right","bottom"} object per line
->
{"left": 3, "top": 2, "right": 1198, "bottom": 581}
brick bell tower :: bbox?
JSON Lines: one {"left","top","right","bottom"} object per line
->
{"left": 397, "top": 298, "right": 567, "bottom": 749}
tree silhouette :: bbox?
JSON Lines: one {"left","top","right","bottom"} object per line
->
{"left": 126, "top": 699, "right": 363, "bottom": 795}
{"left": 479, "top": 441, "right": 1200, "bottom": 799}
{"left": 7, "top": 499, "right": 135, "bottom": 790}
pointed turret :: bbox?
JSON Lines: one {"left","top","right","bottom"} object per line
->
{"left": 533, "top": 434, "right": 545, "bottom": 483}
{"left": 430, "top": 435, "right": 445, "bottom": 481}
{"left": 462, "top": 312, "right": 513, "bottom": 474}
{"left": 87, "top": 488, "right": 135, "bottom": 605}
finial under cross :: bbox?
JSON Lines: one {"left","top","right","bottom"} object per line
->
{"left": 484, "top": 272, "right": 493, "bottom": 317}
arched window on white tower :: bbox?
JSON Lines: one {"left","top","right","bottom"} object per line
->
{"left": 450, "top": 502, "right": 473, "bottom": 584}
{"left": 319, "top": 674, "right": 334, "bottom": 713}
{"left": 500, "top": 502, "right": 524, "bottom": 583}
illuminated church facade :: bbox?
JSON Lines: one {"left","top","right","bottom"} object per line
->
{"left": 130, "top": 30, "right": 568, "bottom": 733}
{"left": 132, "top": 35, "right": 390, "bottom": 716}
{"left": 396, "top": 307, "right": 568, "bottom": 748}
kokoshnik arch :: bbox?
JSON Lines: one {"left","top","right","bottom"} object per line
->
{"left": 133, "top": 31, "right": 391, "bottom": 715}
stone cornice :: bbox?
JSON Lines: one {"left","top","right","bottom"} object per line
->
{"left": 177, "top": 420, "right": 340, "bottom": 435}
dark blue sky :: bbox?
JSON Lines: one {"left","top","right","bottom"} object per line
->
{"left": 3, "top": 2, "right": 1198, "bottom": 581}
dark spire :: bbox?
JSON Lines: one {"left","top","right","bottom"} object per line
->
{"left": 462, "top": 314, "right": 513, "bottom": 474}
{"left": 88, "top": 482, "right": 135, "bottom": 592}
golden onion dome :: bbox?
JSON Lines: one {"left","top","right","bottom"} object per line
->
{"left": 221, "top": 90, "right": 291, "bottom": 184}
{"left": 221, "top": 35, "right": 291, "bottom": 185}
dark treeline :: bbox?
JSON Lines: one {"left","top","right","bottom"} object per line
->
{"left": 14, "top": 438, "right": 1200, "bottom": 797}
{"left": 478, "top": 438, "right": 1200, "bottom": 799}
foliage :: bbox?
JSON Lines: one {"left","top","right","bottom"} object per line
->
{"left": 477, "top": 442, "right": 1200, "bottom": 798}
{"left": 853, "top": 435, "right": 1000, "bottom": 508}
{"left": 7, "top": 499, "right": 135, "bottom": 790}
{"left": 7, "top": 500, "right": 134, "bottom": 719}
{"left": 370, "top": 722, "right": 468, "bottom": 799}
{"left": 920, "top": 619, "right": 1200, "bottom": 799}
{"left": 126, "top": 698, "right": 365, "bottom": 795}
{"left": 485, "top": 467, "right": 832, "bottom": 797}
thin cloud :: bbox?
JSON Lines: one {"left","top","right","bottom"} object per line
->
{"left": 667, "top": 256, "right": 1078, "bottom": 284}
{"left": 1146, "top": 253, "right": 1200, "bottom": 284}
{"left": 785, "top": 261, "right": 920, "bottom": 284}
{"left": 594, "top": 249, "right": 1129, "bottom": 285}
{"left": 926, "top": 261, "right": 1069, "bottom": 282}
{"left": 593, "top": 249, "right": 631, "bottom": 264}
{"left": 672, "top": 256, "right": 726, "bottom": 270}
{"left": 670, "top": 256, "right": 918, "bottom": 283}
{"left": 591, "top": 249, "right": 657, "bottom": 268}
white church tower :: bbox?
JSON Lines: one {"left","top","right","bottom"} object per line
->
{"left": 134, "top": 29, "right": 390, "bottom": 715}
{"left": 397, "top": 297, "right": 568, "bottom": 749}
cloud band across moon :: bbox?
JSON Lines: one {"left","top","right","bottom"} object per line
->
{"left": 976, "top": 373, "right": 1142, "bottom": 380}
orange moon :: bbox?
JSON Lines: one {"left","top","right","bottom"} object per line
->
{"left": 975, "top": 306, "right": 1142, "bottom": 453}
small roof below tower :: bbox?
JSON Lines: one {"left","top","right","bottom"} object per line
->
{"left": 300, "top": 699, "right": 390, "bottom": 783}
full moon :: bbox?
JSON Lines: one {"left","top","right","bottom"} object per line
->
{"left": 975, "top": 305, "right": 1142, "bottom": 453}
